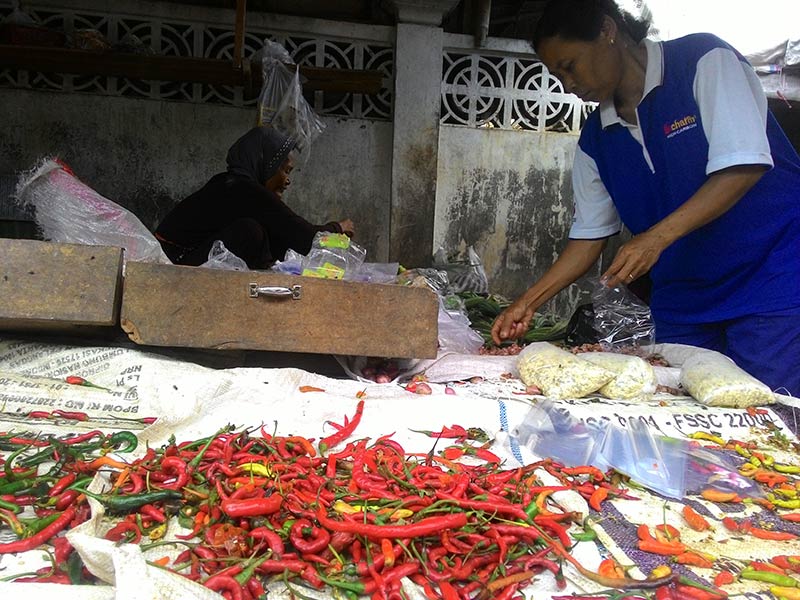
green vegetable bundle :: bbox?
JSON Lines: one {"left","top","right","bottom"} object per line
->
{"left": 457, "top": 292, "right": 569, "bottom": 346}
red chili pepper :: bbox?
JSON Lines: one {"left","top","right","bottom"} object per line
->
{"left": 26, "top": 411, "right": 53, "bottom": 419}
{"left": 157, "top": 456, "right": 189, "bottom": 490}
{"left": 319, "top": 399, "right": 364, "bottom": 454}
{"left": 248, "top": 527, "right": 285, "bottom": 558}
{"left": 0, "top": 506, "right": 76, "bottom": 554}
{"left": 105, "top": 520, "right": 142, "bottom": 543}
{"left": 290, "top": 518, "right": 331, "bottom": 554}
{"left": 62, "top": 430, "right": 104, "bottom": 445}
{"left": 139, "top": 503, "right": 166, "bottom": 523}
{"left": 316, "top": 505, "right": 467, "bottom": 539}
{"left": 51, "top": 410, "right": 89, "bottom": 422}
{"left": 748, "top": 527, "right": 798, "bottom": 541}
{"left": 221, "top": 495, "right": 283, "bottom": 518}
{"left": 203, "top": 574, "right": 244, "bottom": 600}
{"left": 47, "top": 473, "right": 77, "bottom": 498}
{"left": 721, "top": 517, "right": 740, "bottom": 532}
{"left": 713, "top": 571, "right": 735, "bottom": 586}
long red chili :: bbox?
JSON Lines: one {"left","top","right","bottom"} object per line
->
{"left": 0, "top": 506, "right": 76, "bottom": 554}
{"left": 319, "top": 399, "right": 365, "bottom": 454}
{"left": 316, "top": 506, "right": 467, "bottom": 539}
{"left": 221, "top": 495, "right": 283, "bottom": 518}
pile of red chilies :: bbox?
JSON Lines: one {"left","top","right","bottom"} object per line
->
{"left": 0, "top": 401, "right": 684, "bottom": 600}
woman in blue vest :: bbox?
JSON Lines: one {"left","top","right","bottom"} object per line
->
{"left": 492, "top": 0, "right": 800, "bottom": 395}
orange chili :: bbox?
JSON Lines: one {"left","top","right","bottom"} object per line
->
{"left": 682, "top": 505, "right": 711, "bottom": 531}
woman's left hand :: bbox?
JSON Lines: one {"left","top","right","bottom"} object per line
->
{"left": 601, "top": 231, "right": 667, "bottom": 287}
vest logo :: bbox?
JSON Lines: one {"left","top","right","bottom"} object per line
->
{"left": 663, "top": 114, "right": 698, "bottom": 138}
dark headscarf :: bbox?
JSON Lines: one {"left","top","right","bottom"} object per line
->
{"left": 226, "top": 126, "right": 296, "bottom": 185}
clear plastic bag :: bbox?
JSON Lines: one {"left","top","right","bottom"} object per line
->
{"left": 395, "top": 268, "right": 450, "bottom": 295}
{"left": 256, "top": 39, "right": 326, "bottom": 157}
{"left": 512, "top": 399, "right": 604, "bottom": 467}
{"left": 270, "top": 249, "right": 304, "bottom": 275}
{"left": 350, "top": 262, "right": 400, "bottom": 284}
{"left": 432, "top": 246, "right": 489, "bottom": 295}
{"left": 512, "top": 400, "right": 761, "bottom": 498}
{"left": 580, "top": 352, "right": 657, "bottom": 400}
{"left": 300, "top": 232, "right": 366, "bottom": 280}
{"left": 588, "top": 277, "right": 655, "bottom": 352}
{"left": 14, "top": 158, "right": 170, "bottom": 264}
{"left": 438, "top": 295, "right": 485, "bottom": 355}
{"left": 200, "top": 240, "right": 248, "bottom": 271}
{"left": 516, "top": 342, "right": 615, "bottom": 399}
{"left": 680, "top": 350, "right": 775, "bottom": 407}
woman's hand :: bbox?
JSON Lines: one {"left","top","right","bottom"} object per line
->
{"left": 602, "top": 165, "right": 767, "bottom": 287}
{"left": 601, "top": 230, "right": 667, "bottom": 287}
{"left": 338, "top": 219, "right": 355, "bottom": 237}
{"left": 491, "top": 299, "right": 534, "bottom": 345}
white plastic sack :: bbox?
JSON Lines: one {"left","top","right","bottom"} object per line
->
{"left": 581, "top": 352, "right": 658, "bottom": 400}
{"left": 680, "top": 350, "right": 775, "bottom": 408}
{"left": 517, "top": 342, "right": 615, "bottom": 400}
{"left": 14, "top": 159, "right": 170, "bottom": 264}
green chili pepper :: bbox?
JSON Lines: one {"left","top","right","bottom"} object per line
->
{"left": 0, "top": 498, "right": 22, "bottom": 514}
{"left": 233, "top": 554, "right": 271, "bottom": 586}
{"left": 740, "top": 569, "right": 799, "bottom": 587}
{"left": 0, "top": 477, "right": 37, "bottom": 495}
{"left": 315, "top": 571, "right": 366, "bottom": 594}
{"left": 20, "top": 513, "right": 61, "bottom": 536}
{"left": 74, "top": 488, "right": 182, "bottom": 513}
{"left": 523, "top": 499, "right": 540, "bottom": 519}
{"left": 108, "top": 431, "right": 138, "bottom": 454}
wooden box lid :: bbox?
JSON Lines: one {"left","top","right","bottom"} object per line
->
{"left": 121, "top": 262, "right": 439, "bottom": 359}
{"left": 0, "top": 238, "right": 122, "bottom": 332}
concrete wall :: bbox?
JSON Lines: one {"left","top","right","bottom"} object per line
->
{"left": 0, "top": 0, "right": 591, "bottom": 317}
{"left": 435, "top": 126, "right": 590, "bottom": 315}
{"left": 0, "top": 91, "right": 394, "bottom": 260}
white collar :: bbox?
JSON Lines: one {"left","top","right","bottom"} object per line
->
{"left": 598, "top": 38, "right": 663, "bottom": 128}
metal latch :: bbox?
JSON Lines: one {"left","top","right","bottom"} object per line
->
{"left": 248, "top": 283, "right": 302, "bottom": 300}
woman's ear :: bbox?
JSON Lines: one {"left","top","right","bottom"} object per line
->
{"left": 600, "top": 15, "right": 618, "bottom": 45}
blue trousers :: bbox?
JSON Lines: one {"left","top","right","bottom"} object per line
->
{"left": 655, "top": 307, "right": 800, "bottom": 397}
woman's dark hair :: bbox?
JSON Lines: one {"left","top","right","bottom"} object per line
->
{"left": 532, "top": 0, "right": 650, "bottom": 51}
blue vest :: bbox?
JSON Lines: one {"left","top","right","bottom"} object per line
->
{"left": 578, "top": 33, "right": 800, "bottom": 324}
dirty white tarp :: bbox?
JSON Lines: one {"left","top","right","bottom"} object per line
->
{"left": 0, "top": 337, "right": 796, "bottom": 599}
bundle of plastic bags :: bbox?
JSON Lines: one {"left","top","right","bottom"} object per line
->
{"left": 14, "top": 158, "right": 170, "bottom": 264}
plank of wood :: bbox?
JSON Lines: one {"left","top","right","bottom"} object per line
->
{"left": 0, "top": 44, "right": 384, "bottom": 94}
{"left": 121, "top": 263, "right": 439, "bottom": 359}
{"left": 0, "top": 239, "right": 122, "bottom": 331}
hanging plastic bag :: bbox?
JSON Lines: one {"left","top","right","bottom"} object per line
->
{"left": 256, "top": 39, "right": 326, "bottom": 156}
{"left": 14, "top": 158, "right": 170, "bottom": 264}
{"left": 200, "top": 240, "right": 248, "bottom": 271}
{"left": 432, "top": 246, "right": 489, "bottom": 295}
{"left": 517, "top": 342, "right": 615, "bottom": 399}
{"left": 680, "top": 349, "right": 775, "bottom": 408}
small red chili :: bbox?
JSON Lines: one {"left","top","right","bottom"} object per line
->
{"left": 290, "top": 518, "right": 331, "bottom": 554}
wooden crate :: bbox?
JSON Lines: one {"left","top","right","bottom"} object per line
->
{"left": 121, "top": 262, "right": 439, "bottom": 359}
{"left": 0, "top": 239, "right": 122, "bottom": 332}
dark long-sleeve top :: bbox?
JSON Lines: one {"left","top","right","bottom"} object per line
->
{"left": 155, "top": 172, "right": 343, "bottom": 263}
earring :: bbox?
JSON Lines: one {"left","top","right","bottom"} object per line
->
{"left": 610, "top": 38, "right": 616, "bottom": 45}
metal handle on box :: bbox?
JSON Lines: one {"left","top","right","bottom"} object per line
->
{"left": 248, "top": 283, "right": 302, "bottom": 300}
